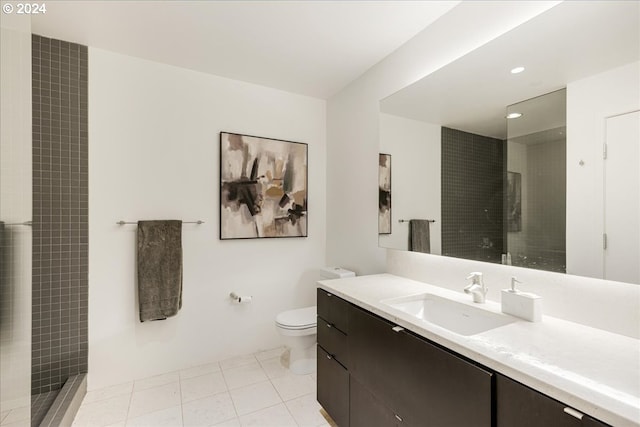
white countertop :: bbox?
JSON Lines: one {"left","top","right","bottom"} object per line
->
{"left": 318, "top": 274, "right": 640, "bottom": 427}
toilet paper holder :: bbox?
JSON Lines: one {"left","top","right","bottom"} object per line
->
{"left": 229, "top": 292, "right": 252, "bottom": 303}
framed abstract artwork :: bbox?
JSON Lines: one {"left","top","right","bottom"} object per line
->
{"left": 220, "top": 132, "right": 308, "bottom": 239}
{"left": 379, "top": 153, "right": 391, "bottom": 234}
{"left": 507, "top": 171, "right": 522, "bottom": 232}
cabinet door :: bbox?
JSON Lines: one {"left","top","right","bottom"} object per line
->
{"left": 317, "top": 346, "right": 349, "bottom": 427}
{"left": 349, "top": 305, "right": 493, "bottom": 427}
{"left": 350, "top": 377, "right": 400, "bottom": 427}
{"left": 497, "top": 374, "right": 581, "bottom": 427}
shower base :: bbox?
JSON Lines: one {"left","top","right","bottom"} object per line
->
{"left": 31, "top": 373, "right": 86, "bottom": 427}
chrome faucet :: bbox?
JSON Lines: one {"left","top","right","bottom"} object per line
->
{"left": 464, "top": 272, "right": 488, "bottom": 303}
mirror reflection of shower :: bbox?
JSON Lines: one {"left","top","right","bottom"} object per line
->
{"left": 506, "top": 89, "right": 567, "bottom": 272}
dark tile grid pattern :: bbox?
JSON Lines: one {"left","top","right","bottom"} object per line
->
{"left": 31, "top": 34, "right": 88, "bottom": 396}
{"left": 30, "top": 389, "right": 59, "bottom": 427}
{"left": 441, "top": 127, "right": 505, "bottom": 264}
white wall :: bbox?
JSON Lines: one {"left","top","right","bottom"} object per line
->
{"left": 326, "top": 1, "right": 560, "bottom": 274}
{"left": 0, "top": 12, "right": 32, "bottom": 416}
{"left": 566, "top": 61, "right": 640, "bottom": 279}
{"left": 378, "top": 113, "right": 441, "bottom": 253}
{"left": 88, "top": 48, "right": 326, "bottom": 390}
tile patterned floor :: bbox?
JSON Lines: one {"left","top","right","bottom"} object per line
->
{"left": 71, "top": 347, "right": 337, "bottom": 427}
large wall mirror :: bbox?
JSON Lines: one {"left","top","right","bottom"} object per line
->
{"left": 379, "top": 1, "right": 639, "bottom": 284}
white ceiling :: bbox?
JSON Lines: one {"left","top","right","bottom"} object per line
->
{"left": 380, "top": 1, "right": 640, "bottom": 139}
{"left": 30, "top": 0, "right": 459, "bottom": 99}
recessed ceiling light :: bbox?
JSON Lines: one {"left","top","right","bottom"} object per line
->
{"left": 506, "top": 112, "right": 523, "bottom": 119}
{"left": 510, "top": 66, "right": 525, "bottom": 74}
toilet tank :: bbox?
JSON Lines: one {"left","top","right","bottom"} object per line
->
{"left": 319, "top": 267, "right": 355, "bottom": 280}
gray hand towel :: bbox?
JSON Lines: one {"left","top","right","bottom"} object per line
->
{"left": 137, "top": 220, "right": 183, "bottom": 322}
{"left": 409, "top": 219, "right": 431, "bottom": 254}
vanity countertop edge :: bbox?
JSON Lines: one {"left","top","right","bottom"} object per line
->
{"left": 317, "top": 273, "right": 640, "bottom": 427}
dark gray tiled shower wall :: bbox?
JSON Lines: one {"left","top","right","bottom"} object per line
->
{"left": 441, "top": 127, "right": 505, "bottom": 264}
{"left": 31, "top": 34, "right": 88, "bottom": 395}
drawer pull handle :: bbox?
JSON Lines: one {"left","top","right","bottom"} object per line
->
{"left": 563, "top": 407, "right": 584, "bottom": 420}
{"left": 326, "top": 354, "right": 333, "bottom": 360}
{"left": 326, "top": 292, "right": 332, "bottom": 297}
{"left": 326, "top": 323, "right": 332, "bottom": 328}
{"left": 394, "top": 414, "right": 403, "bottom": 422}
{"left": 392, "top": 326, "right": 404, "bottom": 333}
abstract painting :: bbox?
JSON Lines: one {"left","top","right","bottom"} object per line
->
{"left": 379, "top": 153, "right": 391, "bottom": 234}
{"left": 507, "top": 171, "right": 522, "bottom": 232}
{"left": 220, "top": 132, "right": 308, "bottom": 239}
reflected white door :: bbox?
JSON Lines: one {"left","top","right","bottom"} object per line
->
{"left": 604, "top": 110, "right": 640, "bottom": 283}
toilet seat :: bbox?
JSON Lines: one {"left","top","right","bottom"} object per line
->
{"left": 276, "top": 305, "right": 316, "bottom": 330}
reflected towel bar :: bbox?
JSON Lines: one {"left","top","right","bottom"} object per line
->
{"left": 3, "top": 221, "right": 33, "bottom": 226}
{"left": 398, "top": 219, "right": 435, "bottom": 223}
{"left": 116, "top": 220, "right": 204, "bottom": 225}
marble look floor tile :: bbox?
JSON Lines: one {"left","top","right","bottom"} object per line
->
{"left": 285, "top": 393, "right": 326, "bottom": 427}
{"left": 128, "top": 382, "right": 181, "bottom": 419}
{"left": 72, "top": 394, "right": 130, "bottom": 427}
{"left": 0, "top": 411, "right": 8, "bottom": 423}
{"left": 222, "top": 362, "right": 268, "bottom": 390}
{"left": 133, "top": 372, "right": 180, "bottom": 392}
{"left": 219, "top": 354, "right": 258, "bottom": 371}
{"left": 180, "top": 362, "right": 221, "bottom": 380}
{"left": 182, "top": 392, "right": 237, "bottom": 427}
{"left": 229, "top": 381, "right": 282, "bottom": 416}
{"left": 254, "top": 347, "right": 285, "bottom": 362}
{"left": 125, "top": 405, "right": 183, "bottom": 427}
{"left": 83, "top": 382, "right": 133, "bottom": 404}
{"left": 238, "top": 403, "right": 297, "bottom": 427}
{"left": 0, "top": 406, "right": 29, "bottom": 425}
{"left": 258, "top": 357, "right": 288, "bottom": 379}
{"left": 103, "top": 422, "right": 126, "bottom": 427}
{"left": 270, "top": 372, "right": 316, "bottom": 401}
{"left": 213, "top": 418, "right": 241, "bottom": 427}
{"left": 180, "top": 371, "right": 228, "bottom": 403}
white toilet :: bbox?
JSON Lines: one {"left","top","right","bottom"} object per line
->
{"left": 275, "top": 267, "right": 355, "bottom": 375}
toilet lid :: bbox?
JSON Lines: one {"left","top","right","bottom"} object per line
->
{"left": 276, "top": 306, "right": 317, "bottom": 329}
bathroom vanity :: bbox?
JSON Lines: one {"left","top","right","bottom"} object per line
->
{"left": 316, "top": 274, "right": 640, "bottom": 427}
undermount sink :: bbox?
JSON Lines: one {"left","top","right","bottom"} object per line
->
{"left": 382, "top": 293, "right": 516, "bottom": 336}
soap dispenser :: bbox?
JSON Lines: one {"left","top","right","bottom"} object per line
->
{"left": 501, "top": 277, "right": 542, "bottom": 322}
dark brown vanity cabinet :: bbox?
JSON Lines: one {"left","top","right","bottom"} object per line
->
{"left": 317, "top": 289, "right": 611, "bottom": 427}
{"left": 348, "top": 304, "right": 493, "bottom": 427}
{"left": 496, "top": 374, "right": 611, "bottom": 427}
{"left": 317, "top": 289, "right": 350, "bottom": 427}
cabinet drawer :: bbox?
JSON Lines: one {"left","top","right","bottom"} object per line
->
{"left": 318, "top": 346, "right": 350, "bottom": 427}
{"left": 317, "top": 315, "right": 349, "bottom": 368}
{"left": 317, "top": 288, "right": 349, "bottom": 333}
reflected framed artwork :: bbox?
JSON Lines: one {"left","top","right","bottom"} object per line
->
{"left": 220, "top": 132, "right": 308, "bottom": 239}
{"left": 379, "top": 153, "right": 391, "bottom": 234}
